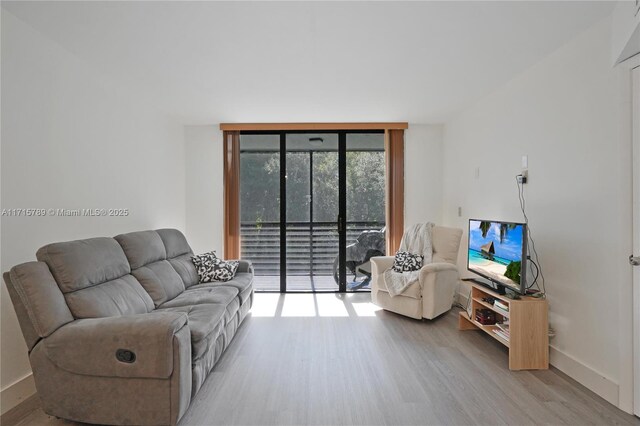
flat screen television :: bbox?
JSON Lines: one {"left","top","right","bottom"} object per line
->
{"left": 467, "top": 219, "right": 527, "bottom": 295}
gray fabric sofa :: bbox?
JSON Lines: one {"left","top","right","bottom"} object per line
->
{"left": 3, "top": 229, "right": 253, "bottom": 425}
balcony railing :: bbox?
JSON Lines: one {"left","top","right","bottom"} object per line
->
{"left": 240, "top": 221, "right": 385, "bottom": 276}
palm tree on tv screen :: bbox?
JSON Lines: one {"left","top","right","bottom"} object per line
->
{"left": 478, "top": 221, "right": 518, "bottom": 244}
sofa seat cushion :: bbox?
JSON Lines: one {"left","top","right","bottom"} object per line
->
{"left": 166, "top": 287, "right": 241, "bottom": 325}
{"left": 158, "top": 286, "right": 238, "bottom": 309}
{"left": 378, "top": 276, "right": 422, "bottom": 300}
{"left": 189, "top": 272, "right": 253, "bottom": 305}
{"left": 157, "top": 304, "right": 225, "bottom": 361}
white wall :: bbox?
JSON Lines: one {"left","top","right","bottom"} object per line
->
{"left": 0, "top": 11, "right": 186, "bottom": 413}
{"left": 442, "top": 16, "right": 632, "bottom": 407}
{"left": 405, "top": 124, "right": 443, "bottom": 226}
{"left": 184, "top": 125, "right": 224, "bottom": 255}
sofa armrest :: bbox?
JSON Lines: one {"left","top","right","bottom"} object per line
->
{"left": 233, "top": 259, "right": 253, "bottom": 274}
{"left": 419, "top": 262, "right": 459, "bottom": 288}
{"left": 419, "top": 262, "right": 458, "bottom": 276}
{"left": 370, "top": 256, "right": 394, "bottom": 293}
{"left": 43, "top": 311, "right": 188, "bottom": 379}
{"left": 370, "top": 256, "right": 394, "bottom": 276}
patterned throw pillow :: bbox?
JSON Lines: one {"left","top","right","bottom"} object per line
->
{"left": 191, "top": 251, "right": 240, "bottom": 283}
{"left": 392, "top": 251, "right": 424, "bottom": 273}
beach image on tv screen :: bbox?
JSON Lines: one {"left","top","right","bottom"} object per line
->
{"left": 468, "top": 220, "right": 524, "bottom": 288}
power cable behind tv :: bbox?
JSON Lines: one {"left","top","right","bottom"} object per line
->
{"left": 515, "top": 175, "right": 546, "bottom": 297}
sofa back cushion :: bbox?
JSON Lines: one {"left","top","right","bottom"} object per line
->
{"left": 156, "top": 228, "right": 199, "bottom": 288}
{"left": 4, "top": 262, "right": 74, "bottom": 349}
{"left": 115, "top": 230, "right": 185, "bottom": 307}
{"left": 431, "top": 226, "right": 463, "bottom": 264}
{"left": 36, "top": 238, "right": 153, "bottom": 318}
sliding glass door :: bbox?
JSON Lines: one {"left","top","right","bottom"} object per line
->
{"left": 239, "top": 130, "right": 385, "bottom": 292}
{"left": 285, "top": 133, "right": 339, "bottom": 291}
{"left": 345, "top": 133, "right": 386, "bottom": 291}
{"left": 238, "top": 134, "right": 281, "bottom": 290}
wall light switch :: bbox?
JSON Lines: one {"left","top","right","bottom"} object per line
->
{"left": 458, "top": 207, "right": 462, "bottom": 217}
{"left": 474, "top": 167, "right": 480, "bottom": 179}
{"left": 522, "top": 155, "right": 528, "bottom": 169}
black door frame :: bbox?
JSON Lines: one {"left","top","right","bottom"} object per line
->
{"left": 240, "top": 129, "right": 383, "bottom": 293}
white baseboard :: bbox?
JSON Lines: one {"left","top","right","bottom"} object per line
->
{"left": 455, "top": 291, "right": 620, "bottom": 408}
{"left": 549, "top": 345, "right": 619, "bottom": 406}
{"left": 1, "top": 373, "right": 36, "bottom": 415}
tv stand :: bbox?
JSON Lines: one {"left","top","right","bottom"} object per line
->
{"left": 459, "top": 283, "right": 548, "bottom": 370}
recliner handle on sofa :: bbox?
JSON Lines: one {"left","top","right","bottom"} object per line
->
{"left": 115, "top": 349, "right": 136, "bottom": 363}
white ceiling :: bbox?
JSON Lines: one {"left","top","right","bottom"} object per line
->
{"left": 3, "top": 1, "right": 615, "bottom": 124}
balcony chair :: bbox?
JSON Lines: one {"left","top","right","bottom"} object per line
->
{"left": 370, "top": 225, "right": 463, "bottom": 320}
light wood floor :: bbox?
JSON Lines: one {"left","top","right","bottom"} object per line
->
{"left": 254, "top": 275, "right": 339, "bottom": 292}
{"left": 254, "top": 275, "right": 370, "bottom": 292}
{"left": 8, "top": 293, "right": 640, "bottom": 426}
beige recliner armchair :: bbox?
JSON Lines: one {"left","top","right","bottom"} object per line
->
{"left": 371, "top": 225, "right": 463, "bottom": 320}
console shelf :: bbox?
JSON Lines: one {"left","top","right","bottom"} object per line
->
{"left": 458, "top": 283, "right": 548, "bottom": 370}
{"left": 471, "top": 296, "right": 510, "bottom": 318}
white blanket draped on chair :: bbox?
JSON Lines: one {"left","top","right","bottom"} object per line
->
{"left": 383, "top": 222, "right": 434, "bottom": 297}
